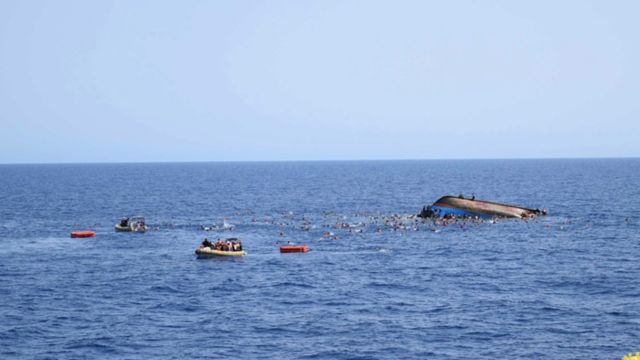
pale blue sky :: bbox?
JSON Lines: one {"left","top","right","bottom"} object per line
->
{"left": 0, "top": 1, "right": 638, "bottom": 163}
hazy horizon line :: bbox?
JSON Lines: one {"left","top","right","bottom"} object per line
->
{"left": 1, "top": 156, "right": 638, "bottom": 166}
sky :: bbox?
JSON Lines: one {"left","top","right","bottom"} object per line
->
{"left": 0, "top": 1, "right": 638, "bottom": 163}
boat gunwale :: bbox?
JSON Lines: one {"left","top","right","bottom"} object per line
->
{"left": 195, "top": 247, "right": 246, "bottom": 256}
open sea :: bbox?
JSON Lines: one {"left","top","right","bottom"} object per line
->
{"left": 1, "top": 159, "right": 639, "bottom": 359}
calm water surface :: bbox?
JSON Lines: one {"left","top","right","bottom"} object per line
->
{"left": 1, "top": 159, "right": 639, "bottom": 359}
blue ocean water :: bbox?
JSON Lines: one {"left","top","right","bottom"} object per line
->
{"left": 0, "top": 159, "right": 639, "bottom": 359}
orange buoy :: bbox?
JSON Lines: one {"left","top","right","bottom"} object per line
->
{"left": 280, "top": 245, "right": 309, "bottom": 253}
{"left": 70, "top": 230, "right": 96, "bottom": 238}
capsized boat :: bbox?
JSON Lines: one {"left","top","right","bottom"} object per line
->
{"left": 418, "top": 195, "right": 547, "bottom": 219}
{"left": 114, "top": 216, "right": 148, "bottom": 232}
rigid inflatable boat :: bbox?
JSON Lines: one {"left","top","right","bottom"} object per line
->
{"left": 195, "top": 237, "right": 245, "bottom": 257}
{"left": 115, "top": 216, "right": 148, "bottom": 232}
{"left": 195, "top": 246, "right": 245, "bottom": 257}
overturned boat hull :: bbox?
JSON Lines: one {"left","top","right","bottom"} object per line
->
{"left": 419, "top": 196, "right": 546, "bottom": 219}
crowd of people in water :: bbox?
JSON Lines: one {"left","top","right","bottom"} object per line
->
{"left": 193, "top": 210, "right": 544, "bottom": 242}
{"left": 150, "top": 206, "right": 592, "bottom": 254}
{"left": 200, "top": 238, "right": 243, "bottom": 252}
{"left": 185, "top": 207, "right": 587, "bottom": 255}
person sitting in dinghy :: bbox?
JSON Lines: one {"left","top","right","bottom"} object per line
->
{"left": 201, "top": 238, "right": 213, "bottom": 248}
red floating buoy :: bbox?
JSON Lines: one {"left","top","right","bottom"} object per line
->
{"left": 70, "top": 230, "right": 96, "bottom": 238}
{"left": 280, "top": 245, "right": 309, "bottom": 253}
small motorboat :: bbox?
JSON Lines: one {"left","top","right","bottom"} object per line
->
{"left": 115, "top": 216, "right": 148, "bottom": 232}
{"left": 280, "top": 244, "right": 310, "bottom": 253}
{"left": 71, "top": 230, "right": 96, "bottom": 238}
{"left": 195, "top": 237, "right": 245, "bottom": 257}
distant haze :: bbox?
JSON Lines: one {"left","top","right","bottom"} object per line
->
{"left": 0, "top": 1, "right": 638, "bottom": 163}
